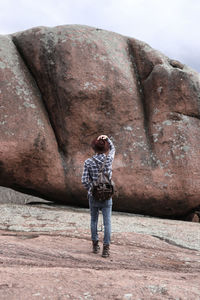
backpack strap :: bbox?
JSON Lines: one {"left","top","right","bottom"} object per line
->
{"left": 92, "top": 156, "right": 107, "bottom": 174}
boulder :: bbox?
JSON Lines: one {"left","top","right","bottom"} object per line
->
{"left": 0, "top": 35, "right": 66, "bottom": 200}
{"left": 0, "top": 25, "right": 200, "bottom": 217}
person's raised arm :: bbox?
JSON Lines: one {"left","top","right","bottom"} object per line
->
{"left": 107, "top": 137, "right": 115, "bottom": 162}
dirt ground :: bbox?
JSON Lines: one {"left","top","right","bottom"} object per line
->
{"left": 0, "top": 200, "right": 199, "bottom": 300}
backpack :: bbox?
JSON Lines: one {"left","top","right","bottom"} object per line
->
{"left": 91, "top": 157, "right": 114, "bottom": 202}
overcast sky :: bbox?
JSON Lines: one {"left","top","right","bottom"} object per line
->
{"left": 0, "top": 0, "right": 200, "bottom": 72}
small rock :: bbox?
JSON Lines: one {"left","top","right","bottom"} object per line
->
{"left": 123, "top": 294, "right": 133, "bottom": 300}
{"left": 185, "top": 213, "right": 199, "bottom": 222}
{"left": 169, "top": 59, "right": 184, "bottom": 69}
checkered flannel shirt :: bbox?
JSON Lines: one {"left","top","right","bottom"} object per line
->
{"left": 81, "top": 138, "right": 115, "bottom": 196}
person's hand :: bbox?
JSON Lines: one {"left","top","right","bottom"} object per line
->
{"left": 97, "top": 135, "right": 108, "bottom": 140}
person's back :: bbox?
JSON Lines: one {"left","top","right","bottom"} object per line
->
{"left": 82, "top": 135, "right": 115, "bottom": 257}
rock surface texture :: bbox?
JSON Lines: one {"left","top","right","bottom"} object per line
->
{"left": 0, "top": 202, "right": 200, "bottom": 300}
{"left": 1, "top": 25, "right": 200, "bottom": 218}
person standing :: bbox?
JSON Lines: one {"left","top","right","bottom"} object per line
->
{"left": 82, "top": 135, "right": 115, "bottom": 257}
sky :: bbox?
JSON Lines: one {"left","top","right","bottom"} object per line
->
{"left": 0, "top": 0, "right": 200, "bottom": 73}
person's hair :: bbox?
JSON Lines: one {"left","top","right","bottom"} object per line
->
{"left": 91, "top": 137, "right": 110, "bottom": 154}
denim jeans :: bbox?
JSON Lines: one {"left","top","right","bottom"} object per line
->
{"left": 89, "top": 196, "right": 112, "bottom": 245}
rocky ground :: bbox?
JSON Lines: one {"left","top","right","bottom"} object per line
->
{"left": 0, "top": 188, "right": 200, "bottom": 299}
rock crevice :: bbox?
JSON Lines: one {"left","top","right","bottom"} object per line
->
{"left": 127, "top": 38, "right": 157, "bottom": 167}
{"left": 12, "top": 36, "right": 67, "bottom": 158}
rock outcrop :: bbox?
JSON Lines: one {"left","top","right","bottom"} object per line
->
{"left": 1, "top": 25, "right": 200, "bottom": 217}
{"left": 0, "top": 203, "right": 200, "bottom": 299}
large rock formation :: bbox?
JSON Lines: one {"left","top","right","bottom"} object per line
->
{"left": 1, "top": 25, "right": 200, "bottom": 218}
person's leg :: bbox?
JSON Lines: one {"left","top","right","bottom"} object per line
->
{"left": 101, "top": 205, "right": 112, "bottom": 257}
{"left": 90, "top": 204, "right": 100, "bottom": 252}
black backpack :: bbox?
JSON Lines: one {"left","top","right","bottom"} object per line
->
{"left": 91, "top": 157, "right": 114, "bottom": 202}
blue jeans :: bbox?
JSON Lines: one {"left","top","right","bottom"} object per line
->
{"left": 89, "top": 195, "right": 112, "bottom": 245}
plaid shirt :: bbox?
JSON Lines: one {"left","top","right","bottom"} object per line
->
{"left": 81, "top": 138, "right": 115, "bottom": 196}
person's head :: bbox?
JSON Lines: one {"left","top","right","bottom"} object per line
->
{"left": 91, "top": 137, "right": 109, "bottom": 154}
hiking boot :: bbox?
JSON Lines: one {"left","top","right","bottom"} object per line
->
{"left": 102, "top": 244, "right": 110, "bottom": 258}
{"left": 92, "top": 240, "right": 100, "bottom": 254}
